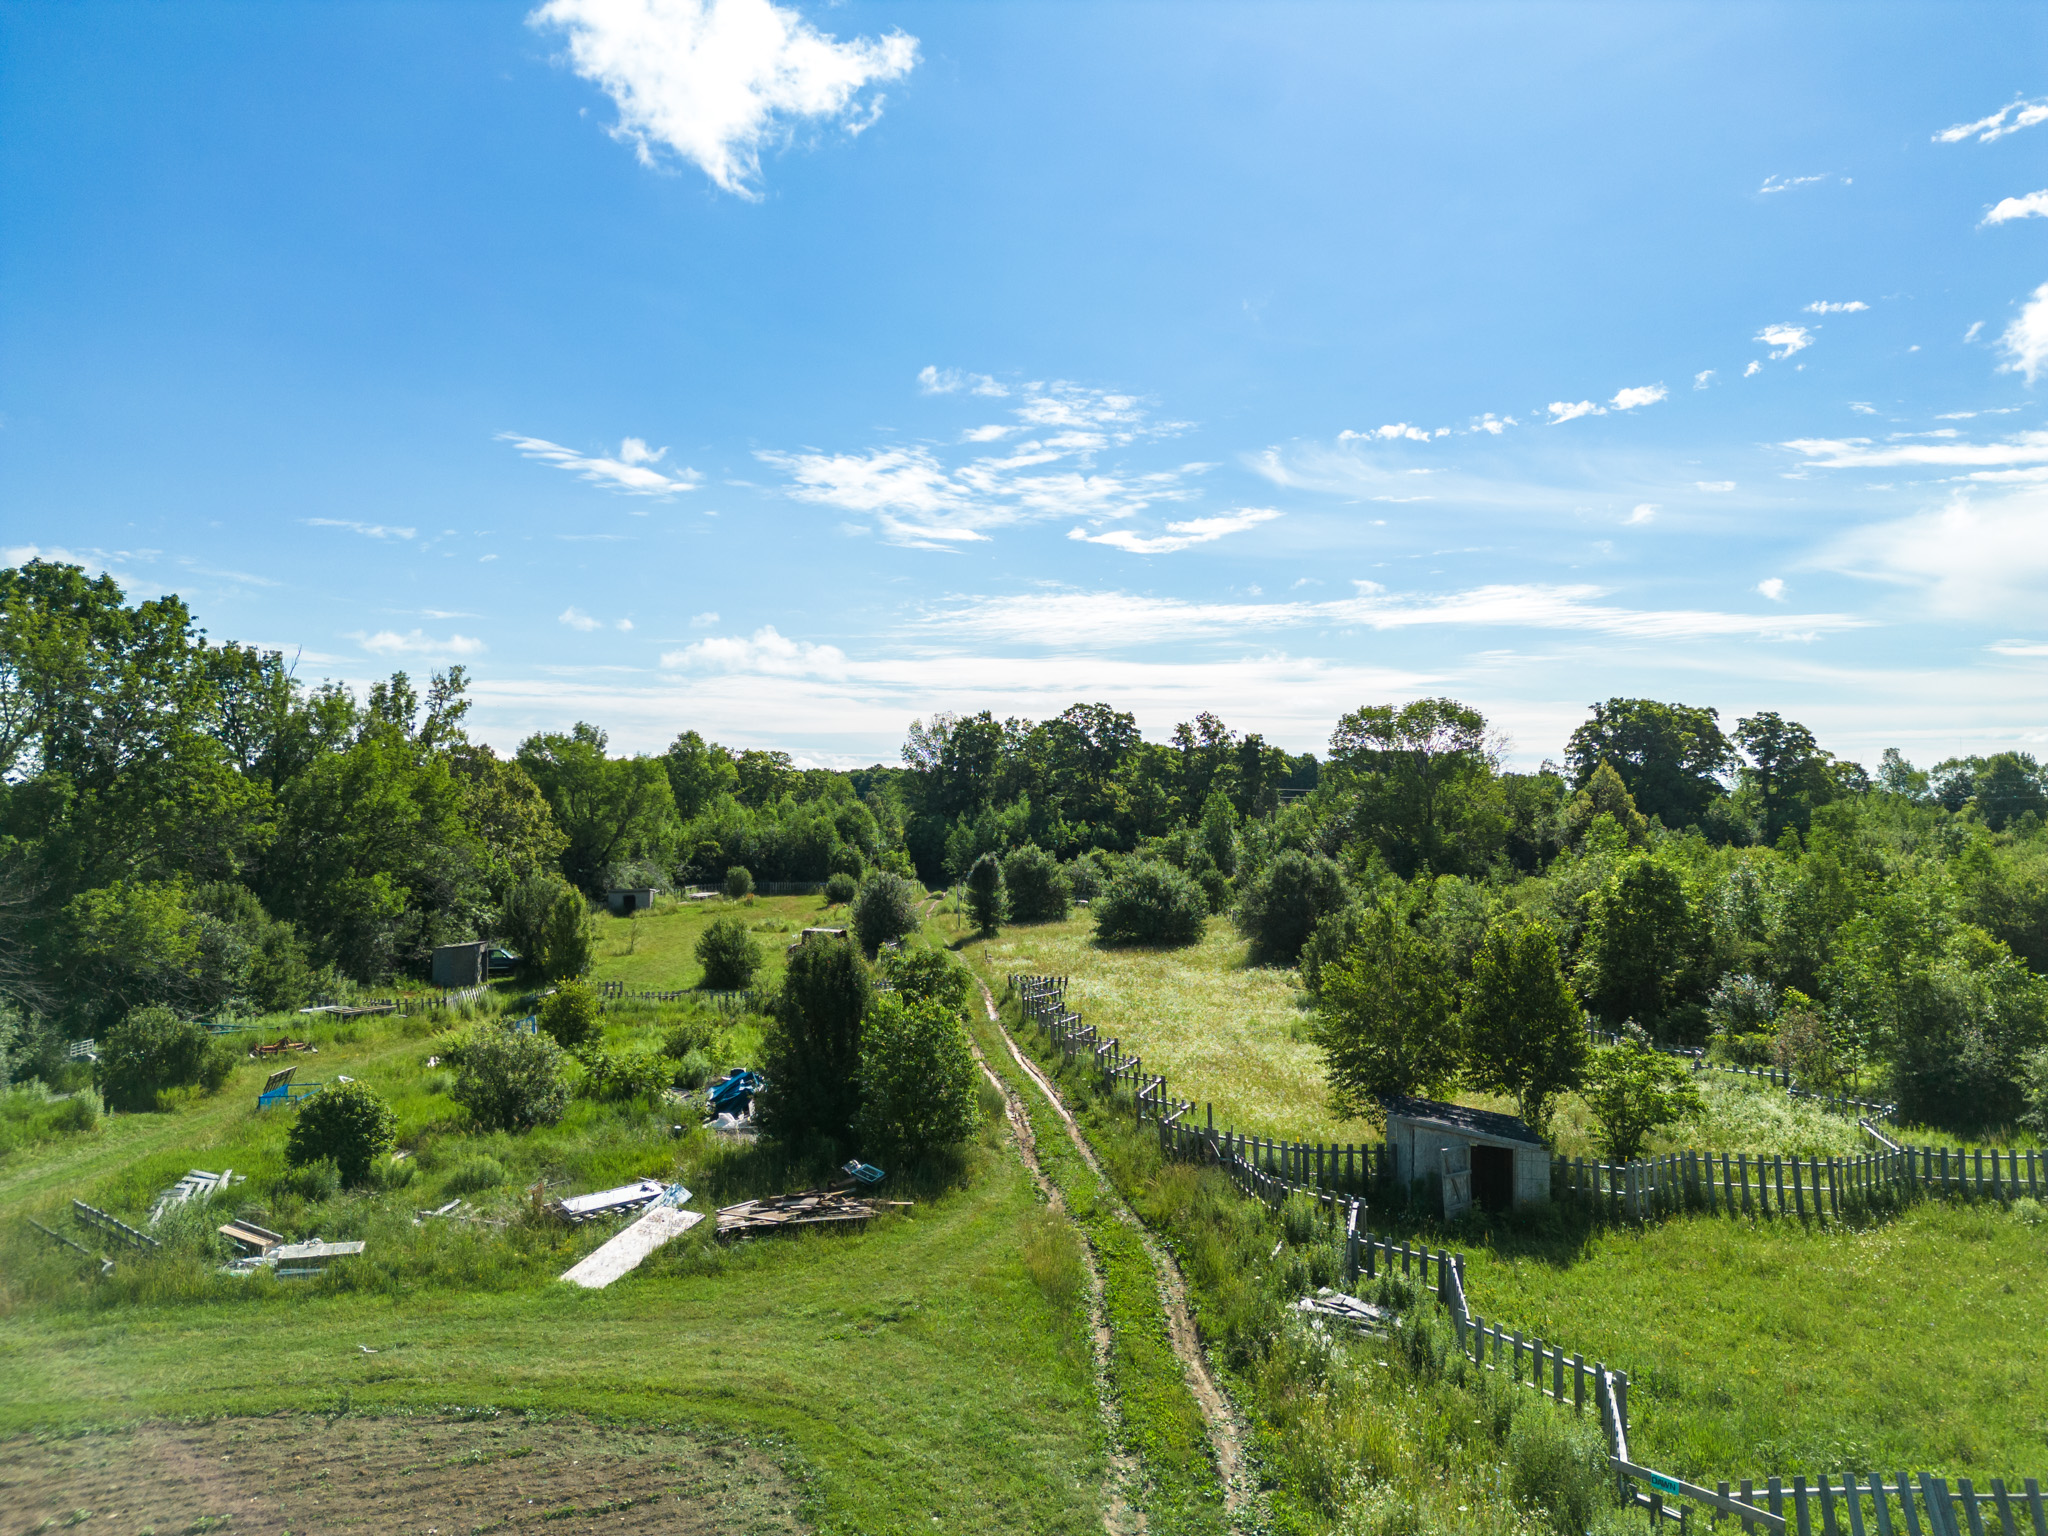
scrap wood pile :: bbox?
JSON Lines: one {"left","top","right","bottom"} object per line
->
{"left": 713, "top": 1186, "right": 910, "bottom": 1240}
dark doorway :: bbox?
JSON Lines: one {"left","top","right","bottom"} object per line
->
{"left": 1471, "top": 1144, "right": 1514, "bottom": 1213}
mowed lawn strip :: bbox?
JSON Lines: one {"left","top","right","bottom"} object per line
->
{"left": 591, "top": 892, "right": 861, "bottom": 992}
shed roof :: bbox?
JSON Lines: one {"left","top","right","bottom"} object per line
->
{"left": 1378, "top": 1093, "right": 1544, "bottom": 1147}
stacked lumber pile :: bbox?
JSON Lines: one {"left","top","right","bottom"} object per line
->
{"left": 713, "top": 1188, "right": 909, "bottom": 1240}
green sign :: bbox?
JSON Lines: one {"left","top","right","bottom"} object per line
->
{"left": 1649, "top": 1473, "right": 1682, "bottom": 1496}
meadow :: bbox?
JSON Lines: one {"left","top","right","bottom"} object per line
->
{"left": 590, "top": 889, "right": 853, "bottom": 991}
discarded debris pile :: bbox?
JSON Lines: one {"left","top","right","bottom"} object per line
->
{"left": 713, "top": 1187, "right": 909, "bottom": 1241}
{"left": 249, "top": 1037, "right": 318, "bottom": 1057}
{"left": 549, "top": 1177, "right": 669, "bottom": 1224}
{"left": 706, "top": 1068, "right": 763, "bottom": 1117}
{"left": 559, "top": 1185, "right": 698, "bottom": 1289}
{"left": 150, "top": 1167, "right": 245, "bottom": 1224}
{"left": 73, "top": 1199, "right": 160, "bottom": 1252}
{"left": 1294, "top": 1289, "right": 1387, "bottom": 1332}
{"left": 218, "top": 1219, "right": 284, "bottom": 1256}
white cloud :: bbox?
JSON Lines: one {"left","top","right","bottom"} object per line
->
{"left": 1067, "top": 508, "right": 1282, "bottom": 555}
{"left": 1983, "top": 191, "right": 2048, "bottom": 227}
{"left": 1756, "top": 324, "right": 1813, "bottom": 360}
{"left": 1626, "top": 504, "right": 1658, "bottom": 525}
{"left": 1546, "top": 400, "right": 1604, "bottom": 424}
{"left": 1999, "top": 282, "right": 2048, "bottom": 384}
{"left": 1989, "top": 639, "right": 2048, "bottom": 657}
{"left": 559, "top": 607, "right": 604, "bottom": 632}
{"left": 918, "top": 366, "right": 1007, "bottom": 397}
{"left": 1609, "top": 383, "right": 1668, "bottom": 411}
{"left": 1341, "top": 422, "right": 1433, "bottom": 443}
{"left": 1744, "top": 361, "right": 1762, "bottom": 378}
{"left": 1821, "top": 483, "right": 2048, "bottom": 618}
{"left": 960, "top": 424, "right": 1014, "bottom": 442}
{"left": 1849, "top": 402, "right": 1877, "bottom": 415}
{"left": 1782, "top": 427, "right": 2048, "bottom": 473}
{"left": 1470, "top": 414, "right": 1515, "bottom": 435}
{"left": 1757, "top": 578, "right": 1786, "bottom": 601}
{"left": 530, "top": 0, "right": 917, "bottom": 198}
{"left": 759, "top": 378, "right": 1198, "bottom": 547}
{"left": 689, "top": 610, "right": 720, "bottom": 627}
{"left": 1934, "top": 97, "right": 2048, "bottom": 145}
{"left": 353, "top": 629, "right": 487, "bottom": 657}
{"left": 1804, "top": 300, "right": 1869, "bottom": 314}
{"left": 616, "top": 618, "right": 635, "bottom": 631}
{"left": 662, "top": 624, "right": 849, "bottom": 676}
{"left": 1694, "top": 370, "right": 1715, "bottom": 389}
{"left": 1760, "top": 173, "right": 1829, "bottom": 194}
{"left": 1964, "top": 322, "right": 1985, "bottom": 344}
{"left": 500, "top": 433, "right": 700, "bottom": 497}
{"left": 1697, "top": 480, "right": 1736, "bottom": 492}
{"left": 305, "top": 518, "right": 417, "bottom": 540}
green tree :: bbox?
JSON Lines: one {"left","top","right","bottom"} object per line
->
{"left": 1574, "top": 858, "right": 1706, "bottom": 1038}
{"left": 451, "top": 1025, "right": 568, "bottom": 1132}
{"left": 503, "top": 874, "right": 597, "bottom": 982}
{"left": 1326, "top": 697, "right": 1506, "bottom": 877}
{"left": 662, "top": 729, "right": 739, "bottom": 819}
{"left": 516, "top": 722, "right": 678, "bottom": 891}
{"left": 448, "top": 745, "right": 568, "bottom": 905}
{"left": 285, "top": 1080, "right": 396, "bottom": 1186}
{"left": 880, "top": 946, "right": 972, "bottom": 1016}
{"left": 92, "top": 1004, "right": 226, "bottom": 1112}
{"left": 1232, "top": 847, "right": 1348, "bottom": 965}
{"left": 964, "top": 850, "right": 1006, "bottom": 934}
{"left": 759, "top": 935, "right": 873, "bottom": 1148}
{"left": 1564, "top": 698, "right": 1732, "bottom": 827}
{"left": 852, "top": 870, "right": 921, "bottom": 955}
{"left": 696, "top": 914, "right": 763, "bottom": 990}
{"left": 1001, "top": 843, "right": 1071, "bottom": 922}
{"left": 1734, "top": 712, "right": 1848, "bottom": 843}
{"left": 855, "top": 994, "right": 982, "bottom": 1159}
{"left": 1582, "top": 1043, "right": 1702, "bottom": 1162}
{"left": 1092, "top": 860, "right": 1208, "bottom": 947}
{"left": 1460, "top": 917, "right": 1586, "bottom": 1132}
{"left": 1313, "top": 903, "right": 1462, "bottom": 1116}
{"left": 539, "top": 980, "right": 602, "bottom": 1050}
{"left": 57, "top": 879, "right": 202, "bottom": 1032}
{"left": 723, "top": 865, "right": 754, "bottom": 899}
{"left": 1198, "top": 786, "right": 1239, "bottom": 876}
{"left": 1973, "top": 752, "right": 2048, "bottom": 831}
{"left": 824, "top": 870, "right": 858, "bottom": 905}
{"left": 1559, "top": 761, "right": 1648, "bottom": 849}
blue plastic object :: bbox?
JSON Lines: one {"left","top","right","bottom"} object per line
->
{"left": 707, "top": 1068, "right": 763, "bottom": 1114}
{"left": 257, "top": 1081, "right": 325, "bottom": 1110}
{"left": 841, "top": 1160, "right": 886, "bottom": 1185}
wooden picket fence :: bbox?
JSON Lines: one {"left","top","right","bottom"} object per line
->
{"left": 597, "top": 981, "right": 762, "bottom": 1016}
{"left": 1009, "top": 974, "right": 2048, "bottom": 1536}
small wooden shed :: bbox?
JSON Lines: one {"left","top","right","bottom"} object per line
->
{"left": 607, "top": 887, "right": 657, "bottom": 914}
{"left": 431, "top": 940, "right": 489, "bottom": 988}
{"left": 1378, "top": 1094, "right": 1550, "bottom": 1217}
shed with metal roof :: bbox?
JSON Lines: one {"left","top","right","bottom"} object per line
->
{"left": 1378, "top": 1093, "right": 1550, "bottom": 1217}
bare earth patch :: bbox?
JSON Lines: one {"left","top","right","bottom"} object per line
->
{"left": 0, "top": 1415, "right": 804, "bottom": 1536}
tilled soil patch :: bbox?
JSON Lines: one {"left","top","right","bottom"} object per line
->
{"left": 0, "top": 1414, "right": 805, "bottom": 1535}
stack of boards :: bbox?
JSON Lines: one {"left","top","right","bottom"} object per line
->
{"left": 713, "top": 1188, "right": 910, "bottom": 1240}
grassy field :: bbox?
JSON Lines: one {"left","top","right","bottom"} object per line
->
{"left": 590, "top": 891, "right": 860, "bottom": 992}
{"left": 0, "top": 929, "right": 1109, "bottom": 1535}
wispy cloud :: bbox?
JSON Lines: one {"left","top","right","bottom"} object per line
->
{"left": 1984, "top": 191, "right": 2048, "bottom": 227}
{"left": 1547, "top": 400, "right": 1603, "bottom": 424}
{"left": 1697, "top": 480, "right": 1736, "bottom": 492}
{"left": 2000, "top": 282, "right": 2048, "bottom": 384}
{"left": 1756, "top": 324, "right": 1813, "bottom": 360}
{"left": 1694, "top": 370, "right": 1715, "bottom": 390}
{"left": 759, "top": 378, "right": 1198, "bottom": 548}
{"left": 1805, "top": 300, "right": 1869, "bottom": 314}
{"left": 1760, "top": 173, "right": 1830, "bottom": 193}
{"left": 352, "top": 629, "right": 487, "bottom": 657}
{"left": 1782, "top": 428, "right": 2048, "bottom": 474}
{"left": 1626, "top": 504, "right": 1658, "bottom": 525}
{"left": 1068, "top": 508, "right": 1282, "bottom": 555}
{"left": 662, "top": 624, "right": 850, "bottom": 676}
{"left": 1934, "top": 97, "right": 2048, "bottom": 145}
{"left": 1610, "top": 383, "right": 1667, "bottom": 411}
{"left": 529, "top": 0, "right": 918, "bottom": 199}
{"left": 1744, "top": 361, "right": 1762, "bottom": 378}
{"left": 918, "top": 365, "right": 1006, "bottom": 397}
{"left": 501, "top": 433, "right": 700, "bottom": 498}
{"left": 689, "top": 610, "right": 720, "bottom": 627}
{"left": 559, "top": 607, "right": 603, "bottom": 632}
{"left": 306, "top": 518, "right": 416, "bottom": 540}
{"left": 1343, "top": 422, "right": 1436, "bottom": 443}
{"left": 1821, "top": 484, "right": 2048, "bottom": 618}
{"left": 915, "top": 582, "right": 1863, "bottom": 649}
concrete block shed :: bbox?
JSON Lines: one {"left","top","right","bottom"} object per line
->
{"left": 430, "top": 940, "right": 489, "bottom": 988}
{"left": 607, "top": 887, "right": 656, "bottom": 914}
{"left": 1378, "top": 1094, "right": 1550, "bottom": 1216}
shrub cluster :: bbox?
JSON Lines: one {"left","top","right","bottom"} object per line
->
{"left": 452, "top": 1025, "right": 569, "bottom": 1131}
{"left": 1092, "top": 861, "right": 1209, "bottom": 947}
{"left": 695, "top": 914, "right": 762, "bottom": 990}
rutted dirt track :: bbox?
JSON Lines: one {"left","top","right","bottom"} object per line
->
{"left": 972, "top": 976, "right": 1253, "bottom": 1526}
{"left": 0, "top": 1415, "right": 803, "bottom": 1535}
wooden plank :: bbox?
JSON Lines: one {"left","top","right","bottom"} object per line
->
{"left": 1614, "top": 1462, "right": 1787, "bottom": 1534}
{"left": 1846, "top": 1476, "right": 1868, "bottom": 1536}
{"left": 560, "top": 1206, "right": 704, "bottom": 1289}
{"left": 1821, "top": 1474, "right": 1840, "bottom": 1536}
{"left": 1871, "top": 1475, "right": 1897, "bottom": 1536}
{"left": 1899, "top": 1476, "right": 1925, "bottom": 1536}
{"left": 1960, "top": 1480, "right": 1988, "bottom": 1536}
{"left": 1991, "top": 1481, "right": 2018, "bottom": 1536}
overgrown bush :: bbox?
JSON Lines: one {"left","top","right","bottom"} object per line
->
{"left": 879, "top": 946, "right": 971, "bottom": 1016}
{"left": 1506, "top": 1398, "right": 1613, "bottom": 1536}
{"left": 1002, "top": 844, "right": 1071, "bottom": 923}
{"left": 451, "top": 1025, "right": 569, "bottom": 1132}
{"left": 92, "top": 1005, "right": 231, "bottom": 1112}
{"left": 661, "top": 1017, "right": 718, "bottom": 1059}
{"left": 539, "top": 981, "right": 601, "bottom": 1050}
{"left": 1063, "top": 856, "right": 1107, "bottom": 902}
{"left": 1583, "top": 1041, "right": 1702, "bottom": 1161}
{"left": 1093, "top": 861, "right": 1208, "bottom": 947}
{"left": 285, "top": 1080, "right": 397, "bottom": 1187}
{"left": 2022, "top": 1045, "right": 2048, "bottom": 1137}
{"left": 504, "top": 874, "right": 598, "bottom": 982}
{"left": 851, "top": 870, "right": 921, "bottom": 955}
{"left": 855, "top": 995, "right": 981, "bottom": 1159}
{"left": 695, "top": 914, "right": 762, "bottom": 990}
{"left": 575, "top": 1048, "right": 672, "bottom": 1103}
{"left": 758, "top": 935, "right": 872, "bottom": 1148}
{"left": 1232, "top": 848, "right": 1348, "bottom": 964}
{"left": 824, "top": 870, "right": 858, "bottom": 906}
{"left": 723, "top": 865, "right": 755, "bottom": 900}
{"left": 965, "top": 851, "right": 1006, "bottom": 935}
{"left": 444, "top": 1154, "right": 506, "bottom": 1194}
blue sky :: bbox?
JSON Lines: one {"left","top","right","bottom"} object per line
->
{"left": 5, "top": 2, "right": 2048, "bottom": 771}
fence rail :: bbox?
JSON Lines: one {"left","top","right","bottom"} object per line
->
{"left": 1008, "top": 974, "right": 2047, "bottom": 1536}
{"left": 597, "top": 981, "right": 762, "bottom": 1015}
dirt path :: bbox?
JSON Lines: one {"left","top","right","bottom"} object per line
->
{"left": 972, "top": 974, "right": 1254, "bottom": 1527}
